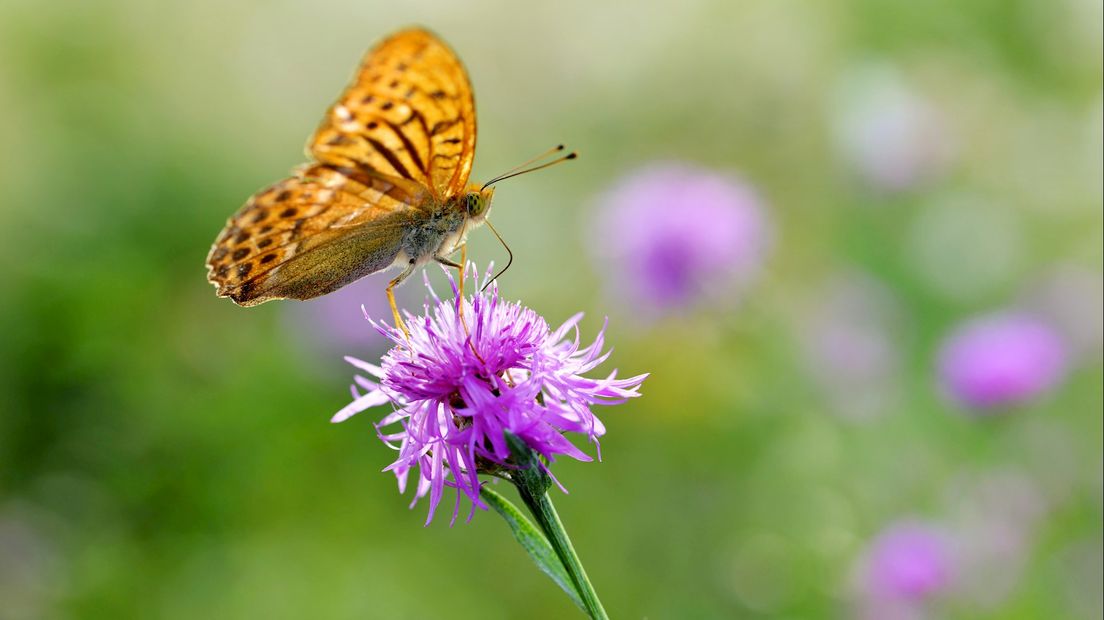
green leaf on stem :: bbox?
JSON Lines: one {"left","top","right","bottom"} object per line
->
{"left": 480, "top": 485, "right": 585, "bottom": 611}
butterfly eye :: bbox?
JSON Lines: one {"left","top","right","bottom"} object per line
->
{"left": 466, "top": 193, "right": 482, "bottom": 216}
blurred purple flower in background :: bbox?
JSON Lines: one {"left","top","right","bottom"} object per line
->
{"left": 832, "top": 63, "right": 953, "bottom": 192}
{"left": 860, "top": 520, "right": 954, "bottom": 603}
{"left": 937, "top": 312, "right": 1068, "bottom": 410}
{"left": 333, "top": 267, "right": 647, "bottom": 524}
{"left": 282, "top": 272, "right": 417, "bottom": 359}
{"left": 797, "top": 271, "right": 903, "bottom": 421}
{"left": 591, "top": 162, "right": 771, "bottom": 315}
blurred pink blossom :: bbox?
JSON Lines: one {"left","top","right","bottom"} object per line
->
{"left": 860, "top": 521, "right": 955, "bottom": 603}
{"left": 937, "top": 312, "right": 1068, "bottom": 410}
{"left": 590, "top": 162, "right": 772, "bottom": 316}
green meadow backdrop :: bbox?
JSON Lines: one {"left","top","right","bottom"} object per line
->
{"left": 1, "top": 0, "right": 1100, "bottom": 618}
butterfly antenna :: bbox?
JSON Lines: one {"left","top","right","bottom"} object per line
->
{"left": 482, "top": 144, "right": 564, "bottom": 187}
{"left": 481, "top": 219, "right": 514, "bottom": 291}
{"left": 482, "top": 152, "right": 577, "bottom": 189}
{"left": 482, "top": 144, "right": 578, "bottom": 189}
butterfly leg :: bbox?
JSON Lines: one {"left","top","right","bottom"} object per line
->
{"left": 436, "top": 246, "right": 484, "bottom": 362}
{"left": 458, "top": 243, "right": 467, "bottom": 301}
{"left": 387, "top": 260, "right": 416, "bottom": 337}
{"left": 456, "top": 244, "right": 467, "bottom": 320}
{"left": 434, "top": 248, "right": 465, "bottom": 318}
{"left": 433, "top": 255, "right": 463, "bottom": 269}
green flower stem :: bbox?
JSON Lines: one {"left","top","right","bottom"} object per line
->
{"left": 513, "top": 483, "right": 609, "bottom": 620}
{"left": 500, "top": 432, "right": 609, "bottom": 620}
{"left": 480, "top": 486, "right": 584, "bottom": 611}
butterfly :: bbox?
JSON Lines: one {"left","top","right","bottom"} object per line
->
{"left": 205, "top": 28, "right": 573, "bottom": 331}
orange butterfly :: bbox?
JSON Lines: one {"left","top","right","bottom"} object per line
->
{"left": 206, "top": 28, "right": 572, "bottom": 331}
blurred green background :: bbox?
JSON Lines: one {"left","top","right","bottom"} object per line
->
{"left": 1, "top": 0, "right": 1101, "bottom": 618}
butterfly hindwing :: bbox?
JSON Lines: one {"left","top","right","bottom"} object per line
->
{"left": 206, "top": 164, "right": 422, "bottom": 305}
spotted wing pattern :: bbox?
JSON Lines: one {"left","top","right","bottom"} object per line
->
{"left": 309, "top": 28, "right": 477, "bottom": 202}
{"left": 205, "top": 164, "right": 425, "bottom": 305}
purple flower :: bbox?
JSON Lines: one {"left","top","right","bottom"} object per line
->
{"left": 591, "top": 162, "right": 771, "bottom": 314}
{"left": 937, "top": 312, "right": 1068, "bottom": 410}
{"left": 861, "top": 521, "right": 954, "bottom": 602}
{"left": 333, "top": 266, "right": 647, "bottom": 524}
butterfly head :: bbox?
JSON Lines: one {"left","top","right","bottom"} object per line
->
{"left": 464, "top": 187, "right": 495, "bottom": 221}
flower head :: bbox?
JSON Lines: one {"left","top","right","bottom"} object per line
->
{"left": 937, "top": 312, "right": 1067, "bottom": 410}
{"left": 591, "top": 162, "right": 771, "bottom": 314}
{"left": 861, "top": 520, "right": 955, "bottom": 603}
{"left": 334, "top": 266, "right": 647, "bottom": 524}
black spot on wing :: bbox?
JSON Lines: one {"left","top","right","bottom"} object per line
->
{"left": 365, "top": 136, "right": 415, "bottom": 181}
{"left": 385, "top": 115, "right": 428, "bottom": 176}
{"left": 428, "top": 116, "right": 460, "bottom": 136}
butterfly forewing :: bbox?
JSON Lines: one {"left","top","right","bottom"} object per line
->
{"left": 207, "top": 28, "right": 479, "bottom": 307}
{"left": 310, "top": 28, "right": 477, "bottom": 201}
{"left": 206, "top": 164, "right": 421, "bottom": 305}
